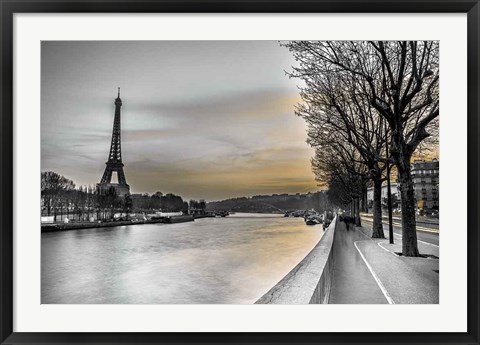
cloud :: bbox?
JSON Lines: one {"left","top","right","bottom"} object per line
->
{"left": 41, "top": 41, "right": 317, "bottom": 199}
{"left": 123, "top": 143, "right": 316, "bottom": 200}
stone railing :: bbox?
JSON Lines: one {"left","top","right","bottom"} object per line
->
{"left": 255, "top": 216, "right": 338, "bottom": 304}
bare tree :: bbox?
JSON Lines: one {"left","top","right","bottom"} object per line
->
{"left": 284, "top": 41, "right": 392, "bottom": 238}
{"left": 41, "top": 171, "right": 76, "bottom": 221}
{"left": 367, "top": 41, "right": 438, "bottom": 256}
{"left": 283, "top": 41, "right": 438, "bottom": 256}
{"left": 311, "top": 141, "right": 369, "bottom": 229}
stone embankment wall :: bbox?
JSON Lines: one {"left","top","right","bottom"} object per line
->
{"left": 255, "top": 216, "right": 338, "bottom": 304}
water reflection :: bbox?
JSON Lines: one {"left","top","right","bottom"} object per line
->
{"left": 41, "top": 213, "right": 323, "bottom": 304}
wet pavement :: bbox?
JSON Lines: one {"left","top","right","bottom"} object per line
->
{"left": 355, "top": 239, "right": 439, "bottom": 304}
{"left": 329, "top": 221, "right": 389, "bottom": 304}
{"left": 331, "top": 221, "right": 439, "bottom": 304}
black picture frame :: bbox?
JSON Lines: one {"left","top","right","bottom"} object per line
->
{"left": 1, "top": 1, "right": 479, "bottom": 344}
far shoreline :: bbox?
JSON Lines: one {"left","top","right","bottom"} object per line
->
{"left": 40, "top": 211, "right": 291, "bottom": 233}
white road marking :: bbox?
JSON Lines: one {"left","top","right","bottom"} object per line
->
{"left": 353, "top": 241, "right": 395, "bottom": 304}
{"left": 361, "top": 217, "right": 439, "bottom": 233}
{"left": 377, "top": 242, "right": 399, "bottom": 256}
{"left": 416, "top": 239, "right": 439, "bottom": 247}
{"left": 362, "top": 219, "right": 439, "bottom": 247}
{"left": 391, "top": 231, "right": 439, "bottom": 248}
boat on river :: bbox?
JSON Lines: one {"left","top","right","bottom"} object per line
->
{"left": 304, "top": 212, "right": 323, "bottom": 226}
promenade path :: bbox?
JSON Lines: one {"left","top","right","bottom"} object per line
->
{"left": 329, "top": 221, "right": 439, "bottom": 304}
{"left": 329, "top": 221, "right": 388, "bottom": 304}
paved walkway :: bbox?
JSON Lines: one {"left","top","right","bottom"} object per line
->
{"left": 329, "top": 221, "right": 439, "bottom": 304}
{"left": 329, "top": 221, "right": 388, "bottom": 304}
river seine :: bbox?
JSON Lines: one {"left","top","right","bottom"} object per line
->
{"left": 41, "top": 213, "right": 323, "bottom": 304}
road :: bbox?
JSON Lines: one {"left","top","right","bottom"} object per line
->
{"left": 361, "top": 216, "right": 439, "bottom": 246}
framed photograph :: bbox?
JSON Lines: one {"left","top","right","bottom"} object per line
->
{"left": 1, "top": 1, "right": 478, "bottom": 344}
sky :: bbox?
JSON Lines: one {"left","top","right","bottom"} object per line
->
{"left": 41, "top": 41, "right": 318, "bottom": 201}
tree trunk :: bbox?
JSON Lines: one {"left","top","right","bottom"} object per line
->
{"left": 398, "top": 163, "right": 420, "bottom": 257}
{"left": 372, "top": 177, "right": 385, "bottom": 238}
{"left": 355, "top": 197, "right": 361, "bottom": 226}
{"left": 363, "top": 185, "right": 368, "bottom": 213}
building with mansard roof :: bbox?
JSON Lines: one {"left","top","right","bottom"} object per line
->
{"left": 367, "top": 159, "right": 439, "bottom": 213}
{"left": 411, "top": 159, "right": 439, "bottom": 212}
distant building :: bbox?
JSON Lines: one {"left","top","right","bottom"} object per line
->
{"left": 367, "top": 183, "right": 400, "bottom": 206}
{"left": 366, "top": 159, "right": 439, "bottom": 212}
{"left": 411, "top": 159, "right": 439, "bottom": 211}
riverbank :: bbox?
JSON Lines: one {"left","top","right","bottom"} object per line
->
{"left": 41, "top": 215, "right": 196, "bottom": 232}
{"left": 256, "top": 215, "right": 337, "bottom": 304}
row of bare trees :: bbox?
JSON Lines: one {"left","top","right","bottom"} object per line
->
{"left": 284, "top": 41, "right": 439, "bottom": 256}
{"left": 41, "top": 171, "right": 193, "bottom": 222}
{"left": 41, "top": 171, "right": 131, "bottom": 221}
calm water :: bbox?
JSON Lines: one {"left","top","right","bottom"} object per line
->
{"left": 41, "top": 213, "right": 323, "bottom": 304}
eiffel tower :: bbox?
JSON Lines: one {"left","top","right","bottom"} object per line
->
{"left": 97, "top": 88, "right": 130, "bottom": 197}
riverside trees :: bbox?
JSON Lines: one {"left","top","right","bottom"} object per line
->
{"left": 40, "top": 171, "right": 189, "bottom": 221}
{"left": 284, "top": 41, "right": 390, "bottom": 239}
{"left": 284, "top": 41, "right": 439, "bottom": 256}
{"left": 311, "top": 143, "right": 369, "bottom": 229}
{"left": 41, "top": 171, "right": 76, "bottom": 221}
